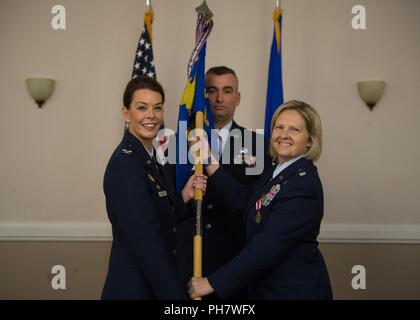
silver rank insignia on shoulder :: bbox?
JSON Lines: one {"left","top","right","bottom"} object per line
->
{"left": 122, "top": 148, "right": 133, "bottom": 155}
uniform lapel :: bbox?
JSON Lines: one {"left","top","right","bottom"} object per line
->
{"left": 123, "top": 130, "right": 176, "bottom": 205}
{"left": 147, "top": 158, "right": 177, "bottom": 205}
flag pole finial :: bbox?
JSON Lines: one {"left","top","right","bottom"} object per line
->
{"left": 276, "top": 0, "right": 280, "bottom": 8}
{"left": 146, "top": 0, "right": 151, "bottom": 8}
{"left": 196, "top": 0, "right": 213, "bottom": 18}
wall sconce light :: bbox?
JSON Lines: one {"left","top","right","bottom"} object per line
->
{"left": 26, "top": 78, "right": 55, "bottom": 108}
{"left": 356, "top": 80, "right": 385, "bottom": 111}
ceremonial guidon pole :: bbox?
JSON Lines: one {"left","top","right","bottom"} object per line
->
{"left": 191, "top": 0, "right": 213, "bottom": 300}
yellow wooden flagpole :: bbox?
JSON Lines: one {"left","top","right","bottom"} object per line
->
{"left": 192, "top": 0, "right": 213, "bottom": 301}
{"left": 193, "top": 111, "right": 204, "bottom": 300}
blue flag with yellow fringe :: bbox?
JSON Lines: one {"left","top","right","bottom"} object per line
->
{"left": 265, "top": 8, "right": 284, "bottom": 136}
{"left": 176, "top": 16, "right": 214, "bottom": 191}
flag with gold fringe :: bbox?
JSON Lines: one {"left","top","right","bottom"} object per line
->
{"left": 264, "top": 8, "right": 284, "bottom": 136}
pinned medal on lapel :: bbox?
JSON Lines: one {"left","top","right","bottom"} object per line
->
{"left": 299, "top": 171, "right": 307, "bottom": 177}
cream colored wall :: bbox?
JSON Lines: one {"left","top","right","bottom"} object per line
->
{"left": 1, "top": 2, "right": 420, "bottom": 237}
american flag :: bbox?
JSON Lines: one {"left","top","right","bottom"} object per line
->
{"left": 132, "top": 9, "right": 156, "bottom": 79}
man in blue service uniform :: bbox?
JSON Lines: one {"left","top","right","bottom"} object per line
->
{"left": 199, "top": 66, "right": 272, "bottom": 299}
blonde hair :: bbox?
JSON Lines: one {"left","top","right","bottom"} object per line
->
{"left": 269, "top": 100, "right": 323, "bottom": 162}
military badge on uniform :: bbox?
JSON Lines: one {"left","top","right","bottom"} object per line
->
{"left": 255, "top": 184, "right": 281, "bottom": 224}
{"left": 261, "top": 184, "right": 281, "bottom": 207}
{"left": 158, "top": 191, "right": 168, "bottom": 198}
{"left": 147, "top": 174, "right": 155, "bottom": 183}
{"left": 147, "top": 174, "right": 162, "bottom": 190}
{"left": 122, "top": 148, "right": 133, "bottom": 155}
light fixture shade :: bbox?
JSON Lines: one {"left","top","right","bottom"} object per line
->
{"left": 26, "top": 78, "right": 55, "bottom": 108}
{"left": 356, "top": 80, "right": 385, "bottom": 111}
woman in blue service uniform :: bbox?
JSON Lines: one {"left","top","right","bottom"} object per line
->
{"left": 188, "top": 100, "right": 332, "bottom": 300}
{"left": 102, "top": 76, "right": 206, "bottom": 300}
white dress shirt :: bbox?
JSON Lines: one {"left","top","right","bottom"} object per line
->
{"left": 272, "top": 155, "right": 304, "bottom": 179}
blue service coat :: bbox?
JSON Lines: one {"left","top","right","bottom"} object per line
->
{"left": 101, "top": 131, "right": 190, "bottom": 300}
{"left": 207, "top": 157, "right": 332, "bottom": 300}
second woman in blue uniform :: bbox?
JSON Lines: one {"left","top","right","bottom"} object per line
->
{"left": 187, "top": 100, "right": 332, "bottom": 300}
